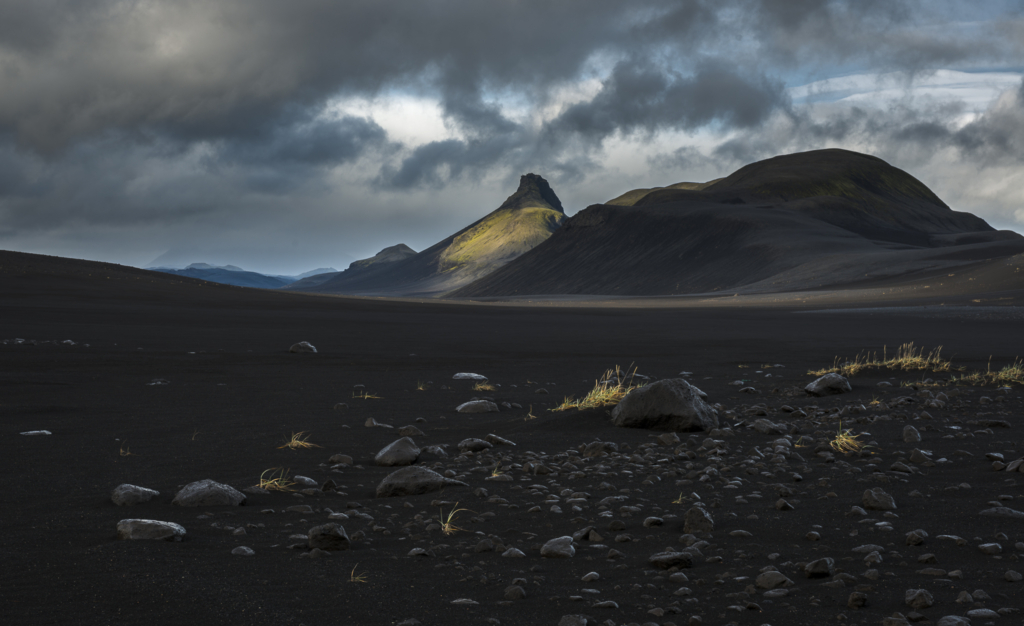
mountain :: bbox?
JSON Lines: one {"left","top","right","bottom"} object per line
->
{"left": 451, "top": 149, "right": 1024, "bottom": 298}
{"left": 148, "top": 265, "right": 338, "bottom": 289}
{"left": 286, "top": 174, "right": 566, "bottom": 297}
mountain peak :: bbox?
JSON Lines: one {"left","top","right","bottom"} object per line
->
{"left": 497, "top": 173, "right": 564, "bottom": 213}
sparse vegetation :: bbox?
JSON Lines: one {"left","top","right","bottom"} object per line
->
{"left": 830, "top": 421, "right": 866, "bottom": 454}
{"left": 415, "top": 380, "right": 429, "bottom": 391}
{"left": 118, "top": 440, "right": 136, "bottom": 457}
{"left": 352, "top": 390, "right": 382, "bottom": 400}
{"left": 525, "top": 405, "right": 538, "bottom": 421}
{"left": 257, "top": 467, "right": 295, "bottom": 492}
{"left": 809, "top": 342, "right": 954, "bottom": 377}
{"left": 278, "top": 431, "right": 321, "bottom": 450}
{"left": 672, "top": 493, "right": 687, "bottom": 505}
{"left": 951, "top": 358, "right": 1024, "bottom": 386}
{"left": 349, "top": 564, "right": 368, "bottom": 583}
{"left": 439, "top": 503, "right": 469, "bottom": 535}
{"left": 551, "top": 365, "right": 642, "bottom": 412}
{"left": 472, "top": 381, "right": 495, "bottom": 391}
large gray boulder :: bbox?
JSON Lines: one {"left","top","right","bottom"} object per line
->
{"left": 172, "top": 479, "right": 246, "bottom": 507}
{"left": 374, "top": 437, "right": 421, "bottom": 466}
{"left": 611, "top": 379, "right": 718, "bottom": 432}
{"left": 111, "top": 484, "right": 160, "bottom": 506}
{"left": 308, "top": 523, "right": 351, "bottom": 551}
{"left": 375, "top": 466, "right": 468, "bottom": 498}
{"left": 116, "top": 519, "right": 186, "bottom": 541}
{"left": 805, "top": 373, "right": 852, "bottom": 396}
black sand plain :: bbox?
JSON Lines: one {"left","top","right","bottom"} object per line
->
{"left": 3, "top": 251, "right": 1024, "bottom": 626}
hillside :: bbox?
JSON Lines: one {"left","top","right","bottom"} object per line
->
{"left": 451, "top": 149, "right": 1024, "bottom": 297}
{"left": 286, "top": 174, "right": 566, "bottom": 297}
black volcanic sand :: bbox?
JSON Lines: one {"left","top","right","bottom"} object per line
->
{"left": 3, "top": 252, "right": 1024, "bottom": 626}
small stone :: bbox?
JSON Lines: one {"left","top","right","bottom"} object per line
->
{"left": 172, "top": 479, "right": 246, "bottom": 507}
{"left": 904, "top": 589, "right": 933, "bottom": 609}
{"left": 231, "top": 546, "right": 255, "bottom": 556}
{"left": 756, "top": 571, "right": 793, "bottom": 589}
{"left": 374, "top": 437, "right": 421, "bottom": 466}
{"left": 805, "top": 373, "right": 852, "bottom": 396}
{"left": 683, "top": 506, "right": 714, "bottom": 533}
{"left": 116, "top": 519, "right": 186, "bottom": 541}
{"left": 776, "top": 499, "right": 795, "bottom": 511}
{"left": 649, "top": 551, "right": 695, "bottom": 570}
{"left": 1006, "top": 570, "right": 1023, "bottom": 582}
{"left": 452, "top": 373, "right": 487, "bottom": 380}
{"left": 540, "top": 536, "right": 575, "bottom": 558}
{"left": 289, "top": 341, "right": 316, "bottom": 353}
{"left": 307, "top": 523, "right": 350, "bottom": 551}
{"left": 965, "top": 608, "right": 1000, "bottom": 618}
{"left": 111, "top": 484, "right": 160, "bottom": 506}
{"left": 863, "top": 487, "right": 896, "bottom": 511}
{"left": 847, "top": 591, "right": 868, "bottom": 608}
{"left": 979, "top": 542, "right": 1003, "bottom": 554}
{"left": 458, "top": 438, "right": 493, "bottom": 452}
{"left": 581, "top": 572, "right": 600, "bottom": 582}
{"left": 805, "top": 558, "right": 835, "bottom": 578}
{"left": 936, "top": 617, "right": 971, "bottom": 626}
{"left": 504, "top": 585, "right": 526, "bottom": 600}
{"left": 903, "top": 425, "right": 921, "bottom": 443}
{"left": 502, "top": 548, "right": 526, "bottom": 558}
{"left": 455, "top": 400, "right": 499, "bottom": 413}
{"left": 450, "top": 598, "right": 479, "bottom": 605}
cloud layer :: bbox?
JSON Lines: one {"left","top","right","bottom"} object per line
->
{"left": 0, "top": 0, "right": 1021, "bottom": 272}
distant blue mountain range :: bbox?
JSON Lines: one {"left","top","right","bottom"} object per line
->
{"left": 147, "top": 263, "right": 337, "bottom": 289}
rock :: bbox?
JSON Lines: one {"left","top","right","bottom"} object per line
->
{"left": 909, "top": 449, "right": 931, "bottom": 464}
{"left": 540, "top": 536, "right": 575, "bottom": 558}
{"left": 397, "top": 425, "right": 425, "bottom": 437}
{"left": 502, "top": 548, "right": 526, "bottom": 558}
{"left": 805, "top": 557, "right": 835, "bottom": 578}
{"left": 805, "top": 373, "right": 852, "bottom": 396}
{"left": 611, "top": 379, "right": 718, "bottom": 432}
{"left": 755, "top": 571, "right": 793, "bottom": 589}
{"left": 903, "top": 425, "right": 922, "bottom": 443}
{"left": 980, "top": 506, "right": 1024, "bottom": 519}
{"left": 658, "top": 432, "right": 681, "bottom": 446}
{"left": 19, "top": 430, "right": 51, "bottom": 436}
{"left": 966, "top": 608, "right": 998, "bottom": 618}
{"left": 116, "top": 519, "right": 186, "bottom": 541}
{"left": 1006, "top": 569, "right": 1022, "bottom": 581}
{"left": 753, "top": 419, "right": 788, "bottom": 434}
{"left": 458, "top": 438, "right": 493, "bottom": 452}
{"left": 504, "top": 585, "right": 526, "bottom": 600}
{"left": 978, "top": 543, "right": 1002, "bottom": 555}
{"left": 649, "top": 551, "right": 695, "bottom": 569}
{"left": 455, "top": 400, "right": 499, "bottom": 413}
{"left": 293, "top": 475, "right": 317, "bottom": 487}
{"left": 375, "top": 466, "right": 468, "bottom": 498}
{"left": 847, "top": 591, "right": 868, "bottom": 608}
{"left": 307, "top": 523, "right": 350, "bottom": 551}
{"left": 453, "top": 373, "right": 487, "bottom": 380}
{"left": 329, "top": 453, "right": 353, "bottom": 465}
{"left": 905, "top": 589, "right": 934, "bottom": 609}
{"left": 558, "top": 616, "right": 588, "bottom": 626}
{"left": 582, "top": 441, "right": 618, "bottom": 458}
{"left": 374, "top": 437, "right": 421, "bottom": 466}
{"left": 683, "top": 506, "right": 714, "bottom": 533}
{"left": 365, "top": 417, "right": 393, "bottom": 428}
{"left": 231, "top": 546, "right": 255, "bottom": 556}
{"left": 289, "top": 341, "right": 316, "bottom": 353}
{"left": 936, "top": 617, "right": 971, "bottom": 626}
{"left": 863, "top": 487, "right": 896, "bottom": 511}
{"left": 485, "top": 433, "right": 516, "bottom": 446}
{"left": 776, "top": 499, "right": 795, "bottom": 511}
{"left": 172, "top": 479, "right": 246, "bottom": 507}
{"left": 906, "top": 530, "right": 928, "bottom": 546}
{"left": 111, "top": 484, "right": 160, "bottom": 506}
{"left": 882, "top": 615, "right": 910, "bottom": 626}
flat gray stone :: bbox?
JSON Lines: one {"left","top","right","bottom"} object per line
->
{"left": 805, "top": 373, "right": 852, "bottom": 396}
{"left": 649, "top": 551, "right": 694, "bottom": 569}
{"left": 863, "top": 487, "right": 896, "bottom": 511}
{"left": 172, "top": 479, "right": 246, "bottom": 507}
{"left": 980, "top": 506, "right": 1024, "bottom": 519}
{"left": 611, "top": 379, "right": 718, "bottom": 432}
{"left": 905, "top": 588, "right": 934, "bottom": 609}
{"left": 457, "top": 438, "right": 493, "bottom": 452}
{"left": 455, "top": 400, "right": 498, "bottom": 413}
{"left": 805, "top": 557, "right": 835, "bottom": 578}
{"left": 375, "top": 466, "right": 467, "bottom": 498}
{"left": 936, "top": 617, "right": 971, "bottom": 626}
{"left": 756, "top": 571, "right": 793, "bottom": 589}
{"left": 116, "top": 519, "right": 185, "bottom": 541}
{"left": 111, "top": 484, "right": 160, "bottom": 506}
{"left": 374, "top": 437, "right": 421, "bottom": 466}
{"left": 453, "top": 373, "right": 487, "bottom": 380}
{"left": 231, "top": 546, "right": 255, "bottom": 556}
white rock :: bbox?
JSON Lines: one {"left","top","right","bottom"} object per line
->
{"left": 453, "top": 373, "right": 487, "bottom": 380}
{"left": 20, "top": 430, "right": 51, "bottom": 436}
{"left": 116, "top": 519, "right": 186, "bottom": 541}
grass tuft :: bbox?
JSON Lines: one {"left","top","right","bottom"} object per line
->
{"left": 352, "top": 390, "right": 382, "bottom": 400}
{"left": 472, "top": 381, "right": 495, "bottom": 392}
{"left": 415, "top": 380, "right": 429, "bottom": 391}
{"left": 119, "top": 440, "right": 136, "bottom": 457}
{"left": 951, "top": 358, "right": 1024, "bottom": 386}
{"left": 349, "top": 564, "right": 368, "bottom": 583}
{"left": 830, "top": 421, "right": 865, "bottom": 454}
{"left": 439, "top": 502, "right": 469, "bottom": 535}
{"left": 278, "top": 431, "right": 321, "bottom": 450}
{"left": 809, "top": 343, "right": 953, "bottom": 377}
{"left": 257, "top": 467, "right": 295, "bottom": 492}
{"left": 551, "top": 365, "right": 642, "bottom": 412}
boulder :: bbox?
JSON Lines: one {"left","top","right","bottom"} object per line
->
{"left": 648, "top": 551, "right": 694, "bottom": 569}
{"left": 116, "top": 519, "right": 186, "bottom": 541}
{"left": 756, "top": 571, "right": 793, "bottom": 589}
{"left": 863, "top": 487, "right": 897, "bottom": 511}
{"left": 540, "top": 536, "right": 575, "bottom": 558}
{"left": 375, "top": 466, "right": 467, "bottom": 498}
{"left": 172, "top": 479, "right": 246, "bottom": 507}
{"left": 374, "top": 437, "right": 421, "bottom": 466}
{"left": 611, "top": 379, "right": 718, "bottom": 432}
{"left": 804, "top": 557, "right": 835, "bottom": 578}
{"left": 453, "top": 373, "right": 487, "bottom": 380}
{"left": 308, "top": 523, "right": 351, "bottom": 551}
{"left": 289, "top": 341, "right": 317, "bottom": 353}
{"left": 111, "top": 484, "right": 160, "bottom": 506}
{"left": 805, "top": 373, "right": 852, "bottom": 396}
{"left": 683, "top": 506, "right": 714, "bottom": 533}
{"left": 456, "top": 400, "right": 499, "bottom": 413}
{"left": 458, "top": 438, "right": 493, "bottom": 452}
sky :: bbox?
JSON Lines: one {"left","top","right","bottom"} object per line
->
{"left": 1, "top": 0, "right": 1022, "bottom": 275}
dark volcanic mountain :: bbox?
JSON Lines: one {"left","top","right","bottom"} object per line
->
{"left": 286, "top": 174, "right": 566, "bottom": 297}
{"left": 451, "top": 149, "right": 1024, "bottom": 298}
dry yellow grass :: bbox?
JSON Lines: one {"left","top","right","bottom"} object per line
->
{"left": 830, "top": 422, "right": 865, "bottom": 454}
{"left": 349, "top": 564, "right": 368, "bottom": 583}
{"left": 278, "top": 431, "right": 321, "bottom": 450}
{"left": 809, "top": 342, "right": 954, "bottom": 377}
{"left": 551, "top": 365, "right": 642, "bottom": 412}
{"left": 439, "top": 503, "right": 469, "bottom": 535}
{"left": 352, "top": 390, "right": 382, "bottom": 400}
{"left": 257, "top": 467, "right": 295, "bottom": 491}
{"left": 472, "top": 381, "right": 495, "bottom": 391}
{"left": 951, "top": 358, "right": 1024, "bottom": 386}
{"left": 415, "top": 380, "right": 429, "bottom": 391}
